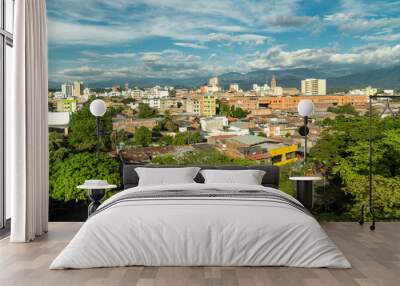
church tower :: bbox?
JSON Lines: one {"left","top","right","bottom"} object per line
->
{"left": 271, "top": 74, "right": 277, "bottom": 89}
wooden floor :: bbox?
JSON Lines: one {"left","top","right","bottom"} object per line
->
{"left": 0, "top": 222, "right": 399, "bottom": 286}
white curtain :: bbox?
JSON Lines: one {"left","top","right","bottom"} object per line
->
{"left": 8, "top": 0, "right": 49, "bottom": 242}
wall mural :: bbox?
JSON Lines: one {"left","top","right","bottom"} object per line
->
{"left": 47, "top": 0, "right": 400, "bottom": 221}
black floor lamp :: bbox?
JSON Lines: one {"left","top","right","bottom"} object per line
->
{"left": 89, "top": 99, "right": 107, "bottom": 153}
{"left": 297, "top": 99, "right": 315, "bottom": 163}
{"left": 359, "top": 95, "right": 400, "bottom": 231}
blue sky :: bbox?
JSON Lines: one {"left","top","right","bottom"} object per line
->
{"left": 47, "top": 0, "right": 400, "bottom": 84}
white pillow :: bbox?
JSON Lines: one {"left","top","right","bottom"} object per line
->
{"left": 200, "top": 169, "right": 266, "bottom": 185}
{"left": 135, "top": 167, "right": 201, "bottom": 186}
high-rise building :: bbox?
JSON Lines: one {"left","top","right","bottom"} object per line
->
{"left": 301, "top": 79, "right": 326, "bottom": 95}
{"left": 229, "top": 83, "right": 239, "bottom": 92}
{"left": 209, "top": 77, "right": 219, "bottom": 87}
{"left": 73, "top": 81, "right": 84, "bottom": 97}
{"left": 61, "top": 83, "right": 74, "bottom": 98}
{"left": 270, "top": 74, "right": 277, "bottom": 89}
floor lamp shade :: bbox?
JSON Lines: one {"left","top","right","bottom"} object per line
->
{"left": 90, "top": 99, "right": 107, "bottom": 117}
{"left": 298, "top": 100, "right": 315, "bottom": 117}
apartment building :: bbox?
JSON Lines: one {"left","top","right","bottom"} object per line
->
{"left": 61, "top": 83, "right": 74, "bottom": 98}
{"left": 301, "top": 79, "right": 326, "bottom": 95}
{"left": 185, "top": 97, "right": 201, "bottom": 115}
{"left": 201, "top": 94, "right": 217, "bottom": 117}
{"left": 55, "top": 98, "right": 77, "bottom": 113}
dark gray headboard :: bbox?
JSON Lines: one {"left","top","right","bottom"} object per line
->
{"left": 121, "top": 164, "right": 280, "bottom": 189}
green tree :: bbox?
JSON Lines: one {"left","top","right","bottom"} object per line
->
{"left": 152, "top": 148, "right": 257, "bottom": 166}
{"left": 162, "top": 110, "right": 178, "bottom": 132}
{"left": 164, "top": 120, "right": 178, "bottom": 132}
{"left": 68, "top": 100, "right": 112, "bottom": 151}
{"left": 327, "top": 103, "right": 359, "bottom": 116}
{"left": 309, "top": 113, "right": 400, "bottom": 218}
{"left": 218, "top": 104, "right": 248, "bottom": 118}
{"left": 49, "top": 132, "right": 69, "bottom": 176}
{"left": 219, "top": 103, "right": 231, "bottom": 117}
{"left": 159, "top": 135, "right": 174, "bottom": 146}
{"left": 134, "top": 126, "right": 152, "bottom": 147}
{"left": 173, "top": 133, "right": 188, "bottom": 145}
{"left": 110, "top": 129, "right": 128, "bottom": 149}
{"left": 168, "top": 89, "right": 177, "bottom": 97}
{"left": 152, "top": 124, "right": 163, "bottom": 138}
{"left": 122, "top": 97, "right": 135, "bottom": 105}
{"left": 188, "top": 131, "right": 202, "bottom": 144}
{"left": 231, "top": 106, "right": 248, "bottom": 118}
{"left": 50, "top": 152, "right": 120, "bottom": 201}
{"left": 138, "top": 103, "right": 157, "bottom": 118}
{"left": 109, "top": 106, "right": 124, "bottom": 115}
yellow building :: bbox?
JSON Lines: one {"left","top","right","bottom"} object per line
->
{"left": 267, "top": 144, "right": 298, "bottom": 166}
{"left": 56, "top": 98, "right": 77, "bottom": 113}
{"left": 201, "top": 94, "right": 216, "bottom": 117}
{"left": 223, "top": 135, "right": 298, "bottom": 166}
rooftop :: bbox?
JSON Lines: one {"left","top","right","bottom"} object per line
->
{"left": 48, "top": 112, "right": 70, "bottom": 126}
{"left": 229, "top": 135, "right": 268, "bottom": 146}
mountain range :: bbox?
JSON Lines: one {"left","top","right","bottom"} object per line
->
{"left": 50, "top": 65, "right": 400, "bottom": 91}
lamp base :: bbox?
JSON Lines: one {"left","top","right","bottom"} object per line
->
{"left": 87, "top": 189, "right": 105, "bottom": 216}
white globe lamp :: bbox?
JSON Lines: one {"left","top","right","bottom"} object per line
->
{"left": 90, "top": 99, "right": 107, "bottom": 117}
{"left": 298, "top": 99, "right": 314, "bottom": 117}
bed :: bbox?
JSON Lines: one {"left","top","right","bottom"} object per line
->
{"left": 50, "top": 165, "right": 351, "bottom": 269}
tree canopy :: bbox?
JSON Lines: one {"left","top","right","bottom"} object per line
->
{"left": 218, "top": 104, "right": 248, "bottom": 118}
{"left": 327, "top": 103, "right": 359, "bottom": 116}
{"left": 134, "top": 126, "right": 152, "bottom": 147}
{"left": 137, "top": 103, "right": 158, "bottom": 118}
{"left": 309, "top": 113, "right": 400, "bottom": 218}
{"left": 50, "top": 152, "right": 120, "bottom": 201}
{"left": 68, "top": 100, "right": 112, "bottom": 151}
{"left": 152, "top": 148, "right": 257, "bottom": 166}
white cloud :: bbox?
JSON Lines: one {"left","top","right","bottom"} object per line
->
{"left": 325, "top": 13, "right": 400, "bottom": 33}
{"left": 324, "top": 0, "right": 400, "bottom": 34}
{"left": 47, "top": 0, "right": 316, "bottom": 46}
{"left": 54, "top": 49, "right": 218, "bottom": 82}
{"left": 359, "top": 33, "right": 400, "bottom": 42}
{"left": 173, "top": 42, "right": 208, "bottom": 49}
{"left": 242, "top": 44, "right": 400, "bottom": 70}
{"left": 80, "top": 51, "right": 136, "bottom": 58}
{"left": 47, "top": 0, "right": 400, "bottom": 83}
{"left": 57, "top": 66, "right": 104, "bottom": 77}
{"left": 243, "top": 46, "right": 334, "bottom": 70}
{"left": 47, "top": 19, "right": 141, "bottom": 45}
{"left": 329, "top": 45, "right": 400, "bottom": 66}
{"left": 207, "top": 33, "right": 273, "bottom": 46}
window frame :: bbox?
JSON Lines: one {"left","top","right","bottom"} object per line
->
{"left": 0, "top": 0, "right": 14, "bottom": 230}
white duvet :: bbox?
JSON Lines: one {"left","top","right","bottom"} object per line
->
{"left": 50, "top": 183, "right": 351, "bottom": 269}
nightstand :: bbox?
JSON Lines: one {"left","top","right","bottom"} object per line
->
{"left": 77, "top": 180, "right": 117, "bottom": 216}
{"left": 289, "top": 176, "right": 322, "bottom": 209}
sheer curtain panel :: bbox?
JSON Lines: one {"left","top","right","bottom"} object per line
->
{"left": 8, "top": 0, "right": 49, "bottom": 242}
